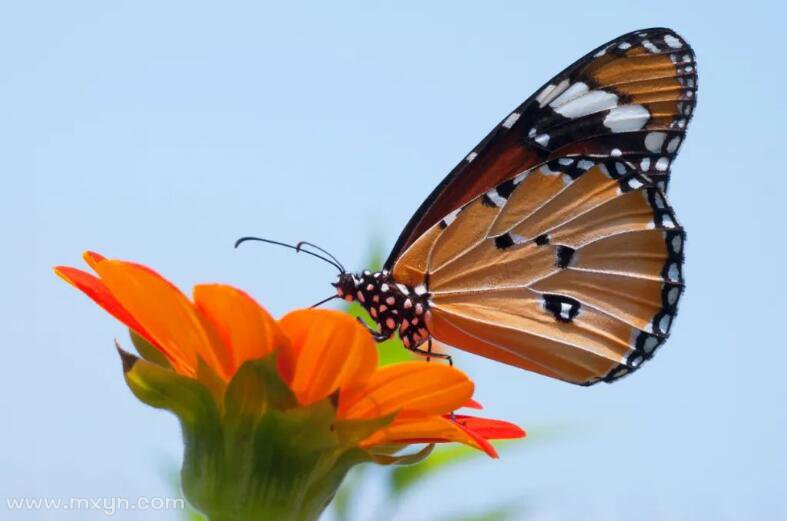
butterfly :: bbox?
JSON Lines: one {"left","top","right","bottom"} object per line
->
{"left": 239, "top": 27, "right": 696, "bottom": 386}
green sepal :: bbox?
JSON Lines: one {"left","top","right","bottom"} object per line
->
{"left": 369, "top": 443, "right": 435, "bottom": 466}
{"left": 185, "top": 399, "right": 345, "bottom": 521}
{"left": 255, "top": 398, "right": 338, "bottom": 453}
{"left": 298, "top": 447, "right": 371, "bottom": 521}
{"left": 333, "top": 413, "right": 397, "bottom": 447}
{"left": 223, "top": 354, "right": 297, "bottom": 423}
{"left": 196, "top": 356, "right": 227, "bottom": 413}
{"left": 116, "top": 344, "right": 221, "bottom": 435}
{"left": 129, "top": 329, "right": 171, "bottom": 369}
{"left": 366, "top": 443, "right": 408, "bottom": 456}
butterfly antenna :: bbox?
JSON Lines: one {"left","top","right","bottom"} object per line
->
{"left": 310, "top": 294, "right": 340, "bottom": 308}
{"left": 234, "top": 236, "right": 345, "bottom": 273}
{"left": 295, "top": 241, "right": 346, "bottom": 273}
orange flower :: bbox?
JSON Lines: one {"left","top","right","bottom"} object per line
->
{"left": 55, "top": 251, "right": 524, "bottom": 456}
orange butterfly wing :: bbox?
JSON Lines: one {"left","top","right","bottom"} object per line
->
{"left": 385, "top": 27, "right": 696, "bottom": 269}
{"left": 393, "top": 159, "right": 684, "bottom": 385}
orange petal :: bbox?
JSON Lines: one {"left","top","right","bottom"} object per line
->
{"left": 463, "top": 398, "right": 484, "bottom": 410}
{"left": 279, "top": 309, "right": 378, "bottom": 406}
{"left": 193, "top": 284, "right": 292, "bottom": 374}
{"left": 54, "top": 265, "right": 158, "bottom": 349}
{"left": 451, "top": 415, "right": 526, "bottom": 440}
{"left": 361, "top": 413, "right": 482, "bottom": 451}
{"left": 338, "top": 362, "right": 474, "bottom": 419}
{"left": 83, "top": 251, "right": 106, "bottom": 270}
{"left": 91, "top": 259, "right": 230, "bottom": 379}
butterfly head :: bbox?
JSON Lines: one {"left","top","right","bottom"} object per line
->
{"left": 333, "top": 272, "right": 359, "bottom": 302}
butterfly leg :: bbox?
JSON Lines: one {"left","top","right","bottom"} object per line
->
{"left": 355, "top": 317, "right": 393, "bottom": 342}
{"left": 406, "top": 338, "right": 453, "bottom": 366}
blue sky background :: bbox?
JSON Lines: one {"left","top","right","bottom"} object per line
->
{"left": 3, "top": 0, "right": 786, "bottom": 519}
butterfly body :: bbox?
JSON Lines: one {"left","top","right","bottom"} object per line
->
{"left": 334, "top": 271, "right": 433, "bottom": 349}
{"left": 329, "top": 28, "right": 696, "bottom": 386}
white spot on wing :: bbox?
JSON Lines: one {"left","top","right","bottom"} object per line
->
{"left": 659, "top": 314, "right": 672, "bottom": 333}
{"left": 466, "top": 151, "right": 478, "bottom": 162}
{"left": 536, "top": 78, "right": 570, "bottom": 107}
{"left": 666, "top": 136, "right": 681, "bottom": 153}
{"left": 502, "top": 112, "right": 520, "bottom": 128}
{"left": 554, "top": 89, "right": 619, "bottom": 120}
{"left": 559, "top": 302, "right": 573, "bottom": 319}
{"left": 667, "top": 286, "right": 680, "bottom": 305}
{"left": 655, "top": 157, "right": 670, "bottom": 172}
{"left": 642, "top": 39, "right": 660, "bottom": 53}
{"left": 603, "top": 104, "right": 650, "bottom": 132}
{"left": 510, "top": 232, "right": 526, "bottom": 244}
{"left": 534, "top": 133, "right": 550, "bottom": 146}
{"left": 442, "top": 207, "right": 461, "bottom": 227}
{"left": 644, "top": 132, "right": 666, "bottom": 153}
{"left": 671, "top": 234, "right": 683, "bottom": 253}
{"left": 664, "top": 34, "right": 683, "bottom": 48}
{"left": 643, "top": 336, "right": 659, "bottom": 354}
{"left": 549, "top": 82, "right": 590, "bottom": 108}
{"left": 485, "top": 189, "right": 507, "bottom": 207}
{"left": 577, "top": 159, "right": 594, "bottom": 170}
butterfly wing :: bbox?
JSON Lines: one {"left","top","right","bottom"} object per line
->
{"left": 385, "top": 27, "right": 696, "bottom": 270}
{"left": 393, "top": 158, "right": 684, "bottom": 385}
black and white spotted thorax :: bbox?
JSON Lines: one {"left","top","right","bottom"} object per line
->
{"left": 334, "top": 270, "right": 432, "bottom": 348}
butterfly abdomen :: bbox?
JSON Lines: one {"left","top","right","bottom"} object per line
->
{"left": 334, "top": 271, "right": 432, "bottom": 348}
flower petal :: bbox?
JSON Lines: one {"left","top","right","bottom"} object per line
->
{"left": 83, "top": 250, "right": 106, "bottom": 270}
{"left": 451, "top": 414, "right": 526, "bottom": 440}
{"left": 279, "top": 309, "right": 378, "bottom": 406}
{"left": 54, "top": 265, "right": 173, "bottom": 363}
{"left": 463, "top": 398, "right": 484, "bottom": 410}
{"left": 91, "top": 258, "right": 230, "bottom": 379}
{"left": 361, "top": 414, "right": 481, "bottom": 451}
{"left": 447, "top": 416, "right": 499, "bottom": 458}
{"left": 338, "top": 362, "right": 473, "bottom": 420}
{"left": 193, "top": 284, "right": 292, "bottom": 374}
{"left": 55, "top": 266, "right": 147, "bottom": 336}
